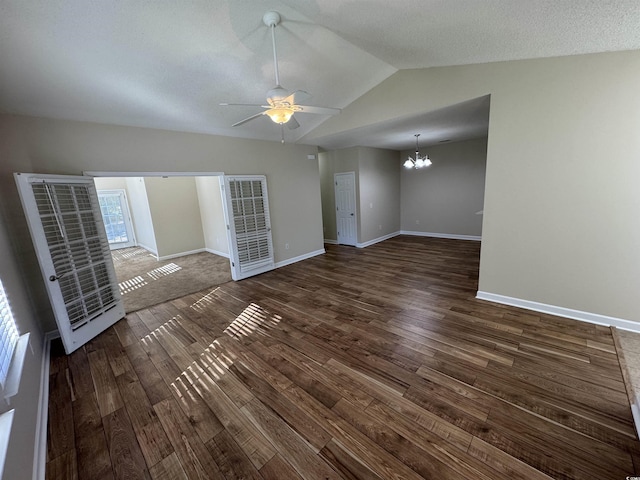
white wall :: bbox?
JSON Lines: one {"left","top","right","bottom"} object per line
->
{"left": 125, "top": 177, "right": 157, "bottom": 254}
{"left": 401, "top": 137, "right": 487, "bottom": 237}
{"left": 358, "top": 147, "right": 401, "bottom": 244}
{"left": 306, "top": 50, "right": 640, "bottom": 325}
{"left": 144, "top": 176, "right": 205, "bottom": 259}
{"left": 0, "top": 116, "right": 45, "bottom": 480}
{"left": 318, "top": 147, "right": 360, "bottom": 242}
{"left": 0, "top": 114, "right": 323, "bottom": 334}
{"left": 319, "top": 147, "right": 400, "bottom": 245}
{"left": 93, "top": 177, "right": 127, "bottom": 191}
{"left": 195, "top": 177, "right": 229, "bottom": 257}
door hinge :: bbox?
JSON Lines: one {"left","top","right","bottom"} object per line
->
{"left": 227, "top": 225, "right": 230, "bottom": 230}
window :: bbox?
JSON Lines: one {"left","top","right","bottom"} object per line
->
{"left": 0, "top": 280, "right": 19, "bottom": 390}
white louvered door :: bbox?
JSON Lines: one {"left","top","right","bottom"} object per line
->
{"left": 15, "top": 173, "right": 125, "bottom": 354}
{"left": 224, "top": 176, "right": 274, "bottom": 280}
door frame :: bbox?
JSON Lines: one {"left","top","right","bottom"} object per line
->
{"left": 84, "top": 171, "right": 233, "bottom": 280}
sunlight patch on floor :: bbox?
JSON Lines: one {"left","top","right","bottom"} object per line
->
{"left": 224, "top": 303, "right": 280, "bottom": 339}
{"left": 146, "top": 262, "right": 181, "bottom": 280}
{"left": 189, "top": 288, "right": 221, "bottom": 312}
{"left": 119, "top": 275, "right": 147, "bottom": 294}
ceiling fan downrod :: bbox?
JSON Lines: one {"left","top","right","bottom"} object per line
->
{"left": 263, "top": 11, "right": 282, "bottom": 90}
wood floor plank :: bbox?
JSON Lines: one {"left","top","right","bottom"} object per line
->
{"left": 115, "top": 376, "right": 173, "bottom": 467}
{"left": 153, "top": 353, "right": 226, "bottom": 444}
{"left": 88, "top": 348, "right": 125, "bottom": 418}
{"left": 47, "top": 369, "right": 75, "bottom": 462}
{"left": 241, "top": 397, "right": 341, "bottom": 480}
{"left": 229, "top": 358, "right": 332, "bottom": 452}
{"left": 102, "top": 407, "right": 149, "bottom": 480}
{"left": 259, "top": 454, "right": 303, "bottom": 480}
{"left": 75, "top": 430, "right": 115, "bottom": 480}
{"left": 45, "top": 449, "right": 78, "bottom": 480}
{"left": 153, "top": 397, "right": 224, "bottom": 479}
{"left": 148, "top": 452, "right": 189, "bottom": 480}
{"left": 205, "top": 430, "right": 264, "bottom": 480}
{"left": 319, "top": 438, "right": 384, "bottom": 480}
{"left": 46, "top": 237, "right": 640, "bottom": 480}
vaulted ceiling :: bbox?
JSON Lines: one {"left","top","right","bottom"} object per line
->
{"left": 1, "top": 1, "right": 639, "bottom": 150}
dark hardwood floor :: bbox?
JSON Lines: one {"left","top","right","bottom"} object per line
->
{"left": 46, "top": 236, "right": 640, "bottom": 479}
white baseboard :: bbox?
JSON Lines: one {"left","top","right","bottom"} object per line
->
{"left": 33, "top": 330, "right": 59, "bottom": 480}
{"left": 357, "top": 231, "right": 400, "bottom": 248}
{"left": 136, "top": 243, "right": 158, "bottom": 257}
{"left": 401, "top": 230, "right": 482, "bottom": 241}
{"left": 476, "top": 291, "right": 640, "bottom": 333}
{"left": 156, "top": 248, "right": 206, "bottom": 262}
{"left": 204, "top": 248, "right": 230, "bottom": 259}
{"left": 275, "top": 249, "right": 325, "bottom": 269}
{"left": 323, "top": 239, "right": 338, "bottom": 245}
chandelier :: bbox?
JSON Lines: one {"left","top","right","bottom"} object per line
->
{"left": 403, "top": 134, "right": 432, "bottom": 169}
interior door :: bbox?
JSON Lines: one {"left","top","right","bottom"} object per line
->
{"left": 14, "top": 173, "right": 125, "bottom": 354}
{"left": 223, "top": 175, "right": 275, "bottom": 280}
{"left": 97, "top": 189, "right": 136, "bottom": 250}
{"left": 335, "top": 172, "right": 357, "bottom": 246}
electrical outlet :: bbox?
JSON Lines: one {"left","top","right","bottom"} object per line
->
{"left": 416, "top": 220, "right": 420, "bottom": 225}
{"left": 285, "top": 243, "right": 290, "bottom": 250}
{"left": 379, "top": 224, "right": 382, "bottom": 230}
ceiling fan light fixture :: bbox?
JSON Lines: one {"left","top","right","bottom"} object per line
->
{"left": 266, "top": 107, "right": 294, "bottom": 124}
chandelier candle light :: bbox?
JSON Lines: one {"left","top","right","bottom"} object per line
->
{"left": 404, "top": 134, "right": 432, "bottom": 169}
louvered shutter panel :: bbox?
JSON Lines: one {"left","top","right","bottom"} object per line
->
{"left": 0, "top": 280, "right": 19, "bottom": 388}
{"left": 15, "top": 174, "right": 125, "bottom": 353}
{"left": 225, "top": 176, "right": 274, "bottom": 280}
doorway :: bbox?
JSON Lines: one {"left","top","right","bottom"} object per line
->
{"left": 97, "top": 189, "right": 136, "bottom": 249}
{"left": 335, "top": 172, "right": 357, "bottom": 246}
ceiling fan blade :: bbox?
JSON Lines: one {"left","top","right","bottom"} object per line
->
{"left": 292, "top": 90, "right": 311, "bottom": 104}
{"left": 287, "top": 116, "right": 300, "bottom": 130}
{"left": 231, "top": 112, "right": 265, "bottom": 127}
{"left": 296, "top": 105, "right": 341, "bottom": 115}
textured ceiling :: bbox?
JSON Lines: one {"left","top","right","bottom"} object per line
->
{"left": 1, "top": 1, "right": 639, "bottom": 151}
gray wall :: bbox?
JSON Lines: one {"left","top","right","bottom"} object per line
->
{"left": 319, "top": 146, "right": 400, "bottom": 245}
{"left": 144, "top": 176, "right": 205, "bottom": 258}
{"left": 306, "top": 50, "right": 640, "bottom": 325}
{"left": 401, "top": 138, "right": 487, "bottom": 237}
{"left": 195, "top": 176, "right": 229, "bottom": 256}
{"left": 0, "top": 113, "right": 324, "bottom": 479}
{"left": 358, "top": 147, "right": 401, "bottom": 243}
{"left": 318, "top": 147, "right": 360, "bottom": 242}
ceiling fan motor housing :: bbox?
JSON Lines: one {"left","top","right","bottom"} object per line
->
{"left": 267, "top": 86, "right": 289, "bottom": 103}
{"left": 263, "top": 11, "right": 281, "bottom": 27}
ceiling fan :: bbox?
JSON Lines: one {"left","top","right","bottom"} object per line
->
{"left": 220, "top": 11, "right": 340, "bottom": 141}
